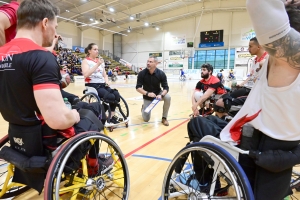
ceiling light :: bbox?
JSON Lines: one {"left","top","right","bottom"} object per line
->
{"left": 109, "top": 8, "right": 114, "bottom": 12}
{"left": 144, "top": 22, "right": 149, "bottom": 26}
{"left": 66, "top": 10, "right": 70, "bottom": 12}
{"left": 129, "top": 16, "right": 134, "bottom": 20}
{"left": 127, "top": 29, "right": 131, "bottom": 32}
{"left": 90, "top": 18, "right": 93, "bottom": 21}
{"left": 156, "top": 27, "right": 160, "bottom": 30}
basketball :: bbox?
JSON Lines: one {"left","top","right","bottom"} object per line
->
{"left": 60, "top": 70, "right": 71, "bottom": 88}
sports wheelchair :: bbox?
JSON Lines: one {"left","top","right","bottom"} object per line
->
{"left": 0, "top": 127, "right": 130, "bottom": 199}
{"left": 81, "top": 86, "right": 129, "bottom": 132}
{"left": 161, "top": 135, "right": 254, "bottom": 199}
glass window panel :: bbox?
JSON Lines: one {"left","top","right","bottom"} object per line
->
{"left": 196, "top": 51, "right": 206, "bottom": 56}
{"left": 230, "top": 48, "right": 235, "bottom": 55}
{"left": 206, "top": 50, "right": 215, "bottom": 56}
{"left": 198, "top": 55, "right": 206, "bottom": 61}
{"left": 216, "top": 49, "right": 225, "bottom": 55}
{"left": 230, "top": 61, "right": 235, "bottom": 68}
{"left": 215, "top": 60, "right": 225, "bottom": 68}
{"left": 215, "top": 55, "right": 224, "bottom": 61}
{"left": 206, "top": 55, "right": 215, "bottom": 61}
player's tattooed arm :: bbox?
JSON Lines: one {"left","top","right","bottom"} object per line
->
{"left": 263, "top": 28, "right": 300, "bottom": 70}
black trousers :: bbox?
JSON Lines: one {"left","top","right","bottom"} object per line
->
{"left": 230, "top": 87, "right": 251, "bottom": 98}
{"left": 239, "top": 129, "right": 299, "bottom": 200}
{"left": 85, "top": 83, "right": 118, "bottom": 111}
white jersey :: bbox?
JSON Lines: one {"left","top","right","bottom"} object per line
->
{"left": 220, "top": 56, "right": 300, "bottom": 145}
{"left": 84, "top": 58, "right": 105, "bottom": 84}
{"left": 245, "top": 53, "right": 268, "bottom": 89}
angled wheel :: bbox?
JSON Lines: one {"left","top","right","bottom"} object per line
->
{"left": 80, "top": 92, "right": 100, "bottom": 103}
{"left": 115, "top": 95, "right": 129, "bottom": 120}
{"left": 162, "top": 142, "right": 254, "bottom": 200}
{"left": 44, "top": 131, "right": 130, "bottom": 200}
{"left": 0, "top": 135, "right": 30, "bottom": 199}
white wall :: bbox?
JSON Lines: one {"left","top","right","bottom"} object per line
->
{"left": 104, "top": 34, "right": 114, "bottom": 54}
{"left": 57, "top": 21, "right": 113, "bottom": 52}
{"left": 122, "top": 10, "right": 253, "bottom": 70}
{"left": 57, "top": 21, "right": 81, "bottom": 46}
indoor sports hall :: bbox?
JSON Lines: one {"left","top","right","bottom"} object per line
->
{"left": 0, "top": 0, "right": 300, "bottom": 199}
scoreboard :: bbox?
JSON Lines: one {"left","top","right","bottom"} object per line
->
{"left": 200, "top": 30, "right": 224, "bottom": 43}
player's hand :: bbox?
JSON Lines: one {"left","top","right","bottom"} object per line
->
{"left": 285, "top": 0, "right": 300, "bottom": 6}
{"left": 193, "top": 109, "right": 199, "bottom": 117}
{"left": 97, "top": 58, "right": 103, "bottom": 66}
{"left": 71, "top": 109, "right": 80, "bottom": 124}
{"left": 54, "top": 34, "right": 62, "bottom": 44}
{"left": 156, "top": 95, "right": 162, "bottom": 100}
{"left": 192, "top": 103, "right": 198, "bottom": 113}
{"left": 148, "top": 92, "right": 156, "bottom": 98}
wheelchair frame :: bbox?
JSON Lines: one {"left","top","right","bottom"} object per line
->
{"left": 0, "top": 127, "right": 130, "bottom": 199}
{"left": 161, "top": 135, "right": 253, "bottom": 200}
{"left": 81, "top": 86, "right": 130, "bottom": 132}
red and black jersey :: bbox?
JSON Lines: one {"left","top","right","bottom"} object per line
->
{"left": 0, "top": 38, "right": 61, "bottom": 126}
{"left": 0, "top": 1, "right": 19, "bottom": 43}
{"left": 195, "top": 75, "right": 226, "bottom": 94}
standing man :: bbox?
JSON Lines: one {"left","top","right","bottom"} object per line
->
{"left": 0, "top": 0, "right": 23, "bottom": 46}
{"left": 136, "top": 56, "right": 171, "bottom": 126}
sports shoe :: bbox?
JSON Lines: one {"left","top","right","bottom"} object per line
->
{"left": 110, "top": 117, "right": 120, "bottom": 124}
{"left": 87, "top": 155, "right": 114, "bottom": 177}
{"left": 112, "top": 115, "right": 123, "bottom": 122}
{"left": 162, "top": 117, "right": 169, "bottom": 126}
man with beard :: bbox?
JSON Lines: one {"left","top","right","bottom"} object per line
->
{"left": 192, "top": 63, "right": 226, "bottom": 116}
{"left": 136, "top": 56, "right": 171, "bottom": 126}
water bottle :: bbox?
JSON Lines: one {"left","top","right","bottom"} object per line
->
{"left": 64, "top": 98, "right": 72, "bottom": 110}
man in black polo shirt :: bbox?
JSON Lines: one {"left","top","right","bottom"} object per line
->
{"left": 136, "top": 56, "right": 171, "bottom": 126}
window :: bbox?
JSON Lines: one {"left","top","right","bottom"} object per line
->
{"left": 194, "top": 49, "right": 235, "bottom": 69}
{"left": 188, "top": 58, "right": 193, "bottom": 69}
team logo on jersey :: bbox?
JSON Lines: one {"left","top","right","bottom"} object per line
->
{"left": 13, "top": 137, "right": 24, "bottom": 146}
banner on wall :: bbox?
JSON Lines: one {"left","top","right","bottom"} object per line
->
{"left": 72, "top": 46, "right": 85, "bottom": 53}
{"left": 241, "top": 28, "right": 256, "bottom": 41}
{"left": 172, "top": 35, "right": 186, "bottom": 45}
{"left": 149, "top": 53, "right": 163, "bottom": 63}
{"left": 168, "top": 51, "right": 184, "bottom": 67}
{"left": 58, "top": 37, "right": 73, "bottom": 49}
{"left": 235, "top": 47, "right": 255, "bottom": 74}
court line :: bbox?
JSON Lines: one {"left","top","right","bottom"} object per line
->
{"left": 124, "top": 119, "right": 189, "bottom": 158}
{"left": 115, "top": 118, "right": 189, "bottom": 129}
{"left": 132, "top": 154, "right": 173, "bottom": 162}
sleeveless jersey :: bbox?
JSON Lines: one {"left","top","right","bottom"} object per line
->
{"left": 84, "top": 58, "right": 105, "bottom": 84}
{"left": 220, "top": 56, "right": 300, "bottom": 145}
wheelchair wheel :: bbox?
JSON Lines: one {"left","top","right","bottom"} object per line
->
{"left": 80, "top": 92, "right": 100, "bottom": 103}
{"left": 44, "top": 131, "right": 130, "bottom": 200}
{"left": 111, "top": 75, "right": 117, "bottom": 82}
{"left": 115, "top": 95, "right": 129, "bottom": 120}
{"left": 162, "top": 142, "right": 254, "bottom": 200}
{"left": 0, "top": 135, "right": 30, "bottom": 199}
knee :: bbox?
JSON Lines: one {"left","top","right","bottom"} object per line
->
{"left": 163, "top": 93, "right": 171, "bottom": 101}
{"left": 194, "top": 91, "right": 203, "bottom": 102}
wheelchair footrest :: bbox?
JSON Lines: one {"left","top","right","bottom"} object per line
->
{"left": 0, "top": 146, "right": 48, "bottom": 173}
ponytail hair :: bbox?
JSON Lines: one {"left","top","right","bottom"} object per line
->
{"left": 85, "top": 43, "right": 96, "bottom": 56}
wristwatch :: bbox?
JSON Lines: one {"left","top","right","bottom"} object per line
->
{"left": 146, "top": 92, "right": 149, "bottom": 96}
{"left": 161, "top": 94, "right": 165, "bottom": 98}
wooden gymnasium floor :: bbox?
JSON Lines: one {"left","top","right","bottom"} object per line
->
{"left": 0, "top": 77, "right": 299, "bottom": 199}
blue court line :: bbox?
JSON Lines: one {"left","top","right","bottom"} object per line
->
{"left": 132, "top": 154, "right": 192, "bottom": 200}
{"left": 132, "top": 154, "right": 173, "bottom": 162}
